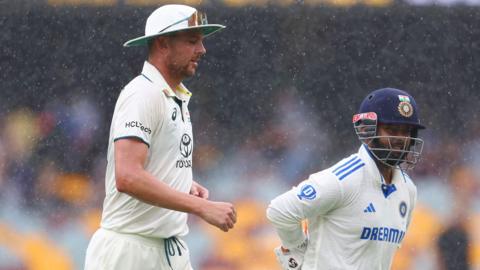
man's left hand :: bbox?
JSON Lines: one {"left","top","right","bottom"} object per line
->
{"left": 190, "top": 180, "right": 209, "bottom": 199}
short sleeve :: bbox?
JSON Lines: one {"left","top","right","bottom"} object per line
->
{"left": 112, "top": 89, "right": 162, "bottom": 147}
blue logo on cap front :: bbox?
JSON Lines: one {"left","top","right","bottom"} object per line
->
{"left": 297, "top": 184, "right": 317, "bottom": 201}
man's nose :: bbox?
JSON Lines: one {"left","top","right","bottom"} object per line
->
{"left": 197, "top": 41, "right": 206, "bottom": 55}
{"left": 390, "top": 136, "right": 409, "bottom": 148}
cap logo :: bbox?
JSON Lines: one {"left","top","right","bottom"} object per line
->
{"left": 199, "top": 13, "right": 208, "bottom": 25}
{"left": 398, "top": 95, "right": 411, "bottom": 103}
{"left": 188, "top": 12, "right": 198, "bottom": 27}
{"left": 187, "top": 12, "right": 208, "bottom": 27}
{"left": 398, "top": 101, "right": 413, "bottom": 117}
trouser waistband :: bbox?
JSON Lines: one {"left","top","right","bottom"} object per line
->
{"left": 99, "top": 228, "right": 185, "bottom": 269}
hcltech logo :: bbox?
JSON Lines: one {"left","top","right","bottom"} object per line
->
{"left": 177, "top": 133, "right": 192, "bottom": 168}
{"left": 125, "top": 121, "right": 151, "bottom": 134}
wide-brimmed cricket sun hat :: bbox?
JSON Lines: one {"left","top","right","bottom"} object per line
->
{"left": 124, "top": 4, "right": 225, "bottom": 47}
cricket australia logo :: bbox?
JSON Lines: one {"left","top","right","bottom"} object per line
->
{"left": 179, "top": 134, "right": 192, "bottom": 158}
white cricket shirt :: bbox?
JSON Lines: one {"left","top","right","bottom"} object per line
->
{"left": 101, "top": 61, "right": 194, "bottom": 239}
{"left": 267, "top": 144, "right": 417, "bottom": 270}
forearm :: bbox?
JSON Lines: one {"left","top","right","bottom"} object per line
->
{"left": 116, "top": 168, "right": 204, "bottom": 215}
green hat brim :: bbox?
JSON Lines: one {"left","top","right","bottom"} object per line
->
{"left": 123, "top": 24, "right": 225, "bottom": 47}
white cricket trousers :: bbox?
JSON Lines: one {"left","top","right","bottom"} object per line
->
{"left": 84, "top": 228, "right": 193, "bottom": 270}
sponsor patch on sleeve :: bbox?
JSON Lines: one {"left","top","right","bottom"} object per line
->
{"left": 124, "top": 120, "right": 152, "bottom": 134}
{"left": 297, "top": 184, "right": 317, "bottom": 201}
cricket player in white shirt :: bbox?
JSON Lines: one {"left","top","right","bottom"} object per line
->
{"left": 267, "top": 88, "right": 425, "bottom": 270}
{"left": 84, "top": 5, "right": 236, "bottom": 270}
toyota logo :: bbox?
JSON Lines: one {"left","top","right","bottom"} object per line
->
{"left": 180, "top": 134, "right": 192, "bottom": 158}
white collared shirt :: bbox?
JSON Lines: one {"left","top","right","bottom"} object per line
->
{"left": 101, "top": 61, "right": 193, "bottom": 238}
{"left": 267, "top": 144, "right": 417, "bottom": 270}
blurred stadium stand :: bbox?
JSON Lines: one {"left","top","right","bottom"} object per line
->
{"left": 5, "top": 0, "right": 480, "bottom": 7}
{"left": 1, "top": 2, "right": 480, "bottom": 270}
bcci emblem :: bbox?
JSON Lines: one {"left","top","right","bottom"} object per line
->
{"left": 398, "top": 101, "right": 413, "bottom": 117}
{"left": 399, "top": 201, "right": 407, "bottom": 218}
{"left": 179, "top": 134, "right": 193, "bottom": 158}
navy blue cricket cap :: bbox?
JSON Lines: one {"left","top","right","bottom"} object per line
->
{"left": 358, "top": 88, "right": 425, "bottom": 129}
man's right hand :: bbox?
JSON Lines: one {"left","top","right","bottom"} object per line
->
{"left": 197, "top": 201, "right": 236, "bottom": 232}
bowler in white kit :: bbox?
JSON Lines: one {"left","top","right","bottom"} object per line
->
{"left": 267, "top": 88, "right": 425, "bottom": 270}
{"left": 84, "top": 5, "right": 236, "bottom": 270}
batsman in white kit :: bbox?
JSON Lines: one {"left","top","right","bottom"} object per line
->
{"left": 84, "top": 5, "right": 236, "bottom": 270}
{"left": 267, "top": 88, "right": 425, "bottom": 270}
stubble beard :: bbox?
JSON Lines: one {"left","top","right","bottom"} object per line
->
{"left": 167, "top": 55, "right": 196, "bottom": 80}
{"left": 370, "top": 138, "right": 408, "bottom": 166}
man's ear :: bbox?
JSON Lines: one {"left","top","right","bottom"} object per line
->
{"left": 157, "top": 36, "right": 170, "bottom": 49}
{"left": 149, "top": 37, "right": 169, "bottom": 53}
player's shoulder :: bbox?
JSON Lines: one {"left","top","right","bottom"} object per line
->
{"left": 307, "top": 152, "right": 366, "bottom": 189}
{"left": 400, "top": 170, "right": 417, "bottom": 195}
{"left": 303, "top": 153, "right": 366, "bottom": 206}
{"left": 126, "top": 74, "right": 162, "bottom": 94}
{"left": 118, "top": 75, "right": 165, "bottom": 103}
{"left": 327, "top": 153, "right": 367, "bottom": 182}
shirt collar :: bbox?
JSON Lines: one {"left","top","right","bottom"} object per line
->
{"left": 358, "top": 144, "right": 381, "bottom": 184}
{"left": 141, "top": 61, "right": 192, "bottom": 103}
{"left": 358, "top": 144, "right": 406, "bottom": 186}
